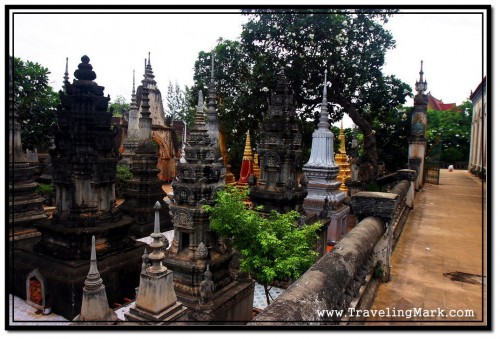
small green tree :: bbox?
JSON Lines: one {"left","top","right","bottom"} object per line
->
{"left": 115, "top": 165, "right": 133, "bottom": 198}
{"left": 204, "top": 185, "right": 321, "bottom": 305}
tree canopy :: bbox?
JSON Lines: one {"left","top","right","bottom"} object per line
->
{"left": 427, "top": 101, "right": 472, "bottom": 164}
{"left": 190, "top": 10, "right": 412, "bottom": 182}
{"left": 13, "top": 57, "right": 58, "bottom": 151}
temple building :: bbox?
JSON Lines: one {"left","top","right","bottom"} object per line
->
{"left": 468, "top": 77, "right": 487, "bottom": 178}
{"left": 302, "top": 70, "right": 349, "bottom": 244}
{"left": 248, "top": 69, "right": 308, "bottom": 214}
{"left": 427, "top": 93, "right": 457, "bottom": 111}
{"left": 408, "top": 61, "right": 429, "bottom": 190}
{"left": 164, "top": 91, "right": 254, "bottom": 322}
{"left": 12, "top": 56, "right": 145, "bottom": 320}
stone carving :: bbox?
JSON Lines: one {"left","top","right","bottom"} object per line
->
{"left": 195, "top": 242, "right": 209, "bottom": 260}
{"left": 199, "top": 265, "right": 215, "bottom": 307}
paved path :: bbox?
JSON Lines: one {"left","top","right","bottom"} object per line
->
{"left": 365, "top": 169, "right": 487, "bottom": 326}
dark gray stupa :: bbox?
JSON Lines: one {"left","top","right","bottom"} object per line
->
{"left": 12, "top": 56, "right": 145, "bottom": 320}
{"left": 248, "top": 68, "right": 308, "bottom": 214}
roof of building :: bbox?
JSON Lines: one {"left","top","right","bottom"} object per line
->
{"left": 470, "top": 76, "right": 487, "bottom": 101}
{"left": 427, "top": 93, "right": 457, "bottom": 111}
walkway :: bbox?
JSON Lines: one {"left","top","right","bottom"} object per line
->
{"left": 365, "top": 169, "right": 487, "bottom": 326}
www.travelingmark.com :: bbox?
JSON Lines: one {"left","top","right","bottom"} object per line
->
{"left": 317, "top": 308, "right": 475, "bottom": 319}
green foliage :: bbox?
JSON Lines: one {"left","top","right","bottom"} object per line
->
{"left": 13, "top": 57, "right": 58, "bottom": 151}
{"left": 165, "top": 81, "right": 193, "bottom": 126}
{"left": 35, "top": 183, "right": 54, "bottom": 205}
{"left": 109, "top": 95, "right": 130, "bottom": 117}
{"left": 427, "top": 101, "right": 472, "bottom": 163}
{"left": 189, "top": 10, "right": 411, "bottom": 181}
{"left": 115, "top": 165, "right": 133, "bottom": 198}
{"left": 205, "top": 185, "right": 321, "bottom": 286}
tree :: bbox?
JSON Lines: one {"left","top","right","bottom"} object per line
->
{"left": 13, "top": 57, "right": 58, "bottom": 151}
{"left": 109, "top": 95, "right": 129, "bottom": 117}
{"left": 204, "top": 185, "right": 321, "bottom": 305}
{"left": 165, "top": 81, "right": 191, "bottom": 123}
{"left": 191, "top": 10, "right": 412, "bottom": 183}
{"left": 427, "top": 101, "right": 472, "bottom": 164}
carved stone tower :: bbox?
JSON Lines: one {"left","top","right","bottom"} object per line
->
{"left": 134, "top": 53, "right": 180, "bottom": 181}
{"left": 302, "top": 70, "right": 349, "bottom": 244}
{"left": 409, "top": 60, "right": 428, "bottom": 190}
{"left": 119, "top": 60, "right": 172, "bottom": 238}
{"left": 12, "top": 56, "right": 145, "bottom": 320}
{"left": 248, "top": 68, "right": 307, "bottom": 214}
{"left": 165, "top": 91, "right": 254, "bottom": 321}
{"left": 335, "top": 121, "right": 351, "bottom": 194}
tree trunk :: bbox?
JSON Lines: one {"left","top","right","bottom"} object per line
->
{"left": 345, "top": 104, "right": 379, "bottom": 183}
{"left": 263, "top": 283, "right": 271, "bottom": 306}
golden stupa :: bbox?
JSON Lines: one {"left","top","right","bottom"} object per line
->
{"left": 334, "top": 121, "right": 351, "bottom": 193}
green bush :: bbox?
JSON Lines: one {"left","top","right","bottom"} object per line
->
{"left": 115, "top": 165, "right": 133, "bottom": 198}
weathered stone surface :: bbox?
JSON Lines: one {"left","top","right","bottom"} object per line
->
{"left": 350, "top": 192, "right": 399, "bottom": 222}
{"left": 249, "top": 216, "right": 384, "bottom": 325}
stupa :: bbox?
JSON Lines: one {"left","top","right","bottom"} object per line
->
{"left": 12, "top": 56, "right": 145, "bottom": 320}
{"left": 334, "top": 121, "right": 351, "bottom": 194}
{"left": 119, "top": 60, "right": 172, "bottom": 238}
{"left": 165, "top": 91, "right": 254, "bottom": 322}
{"left": 235, "top": 130, "right": 254, "bottom": 189}
{"left": 248, "top": 68, "right": 307, "bottom": 214}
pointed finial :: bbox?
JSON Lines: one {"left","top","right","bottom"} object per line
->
{"left": 148, "top": 52, "right": 151, "bottom": 66}
{"left": 63, "top": 57, "right": 69, "bottom": 84}
{"left": 318, "top": 68, "right": 330, "bottom": 129}
{"left": 91, "top": 235, "right": 96, "bottom": 261}
{"left": 419, "top": 60, "right": 424, "bottom": 82}
{"left": 132, "top": 69, "right": 136, "bottom": 96}
{"left": 211, "top": 51, "right": 215, "bottom": 80}
{"left": 153, "top": 201, "right": 161, "bottom": 234}
{"left": 243, "top": 130, "right": 253, "bottom": 160}
{"left": 208, "top": 53, "right": 217, "bottom": 115}
{"left": 144, "top": 58, "right": 147, "bottom": 74}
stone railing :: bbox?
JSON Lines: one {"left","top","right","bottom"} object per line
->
{"left": 249, "top": 169, "right": 416, "bottom": 325}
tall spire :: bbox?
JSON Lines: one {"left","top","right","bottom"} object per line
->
{"left": 318, "top": 69, "right": 329, "bottom": 129}
{"left": 140, "top": 59, "right": 151, "bottom": 119}
{"left": 207, "top": 52, "right": 217, "bottom": 114}
{"left": 243, "top": 130, "right": 253, "bottom": 161}
{"left": 130, "top": 70, "right": 137, "bottom": 110}
{"left": 415, "top": 60, "right": 427, "bottom": 94}
{"left": 63, "top": 57, "right": 69, "bottom": 87}
{"left": 143, "top": 52, "right": 157, "bottom": 88}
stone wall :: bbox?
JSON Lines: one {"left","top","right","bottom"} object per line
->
{"left": 250, "top": 170, "right": 416, "bottom": 325}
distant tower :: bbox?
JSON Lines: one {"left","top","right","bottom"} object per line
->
{"left": 120, "top": 70, "right": 140, "bottom": 167}
{"left": 205, "top": 53, "right": 236, "bottom": 184}
{"left": 236, "top": 130, "right": 254, "bottom": 188}
{"left": 165, "top": 90, "right": 254, "bottom": 321}
{"left": 119, "top": 60, "right": 172, "bottom": 237}
{"left": 408, "top": 60, "right": 428, "bottom": 190}
{"left": 125, "top": 202, "right": 187, "bottom": 324}
{"left": 134, "top": 53, "right": 181, "bottom": 182}
{"left": 249, "top": 68, "right": 307, "bottom": 214}
{"left": 74, "top": 236, "right": 118, "bottom": 323}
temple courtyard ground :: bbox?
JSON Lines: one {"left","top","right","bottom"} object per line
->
{"left": 365, "top": 169, "right": 487, "bottom": 326}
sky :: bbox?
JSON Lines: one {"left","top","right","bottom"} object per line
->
{"left": 10, "top": 8, "right": 486, "bottom": 115}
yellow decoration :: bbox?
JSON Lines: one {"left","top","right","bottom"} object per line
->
{"left": 335, "top": 121, "right": 351, "bottom": 194}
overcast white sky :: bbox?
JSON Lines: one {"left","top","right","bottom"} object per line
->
{"left": 11, "top": 8, "right": 486, "bottom": 111}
